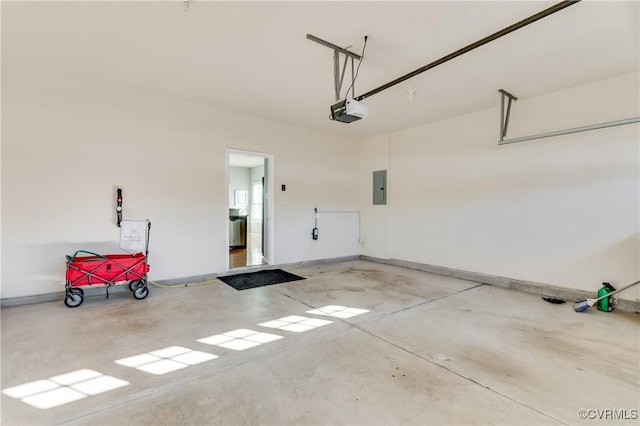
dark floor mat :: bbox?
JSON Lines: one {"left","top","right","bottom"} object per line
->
{"left": 218, "top": 269, "right": 306, "bottom": 291}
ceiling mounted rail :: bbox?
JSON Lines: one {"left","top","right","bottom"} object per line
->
{"left": 354, "top": 0, "right": 581, "bottom": 102}
{"left": 497, "top": 88, "right": 639, "bottom": 144}
{"left": 499, "top": 117, "right": 640, "bottom": 145}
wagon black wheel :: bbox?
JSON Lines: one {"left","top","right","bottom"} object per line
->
{"left": 133, "top": 285, "right": 149, "bottom": 300}
{"left": 65, "top": 291, "right": 84, "bottom": 308}
{"left": 129, "top": 280, "right": 140, "bottom": 291}
{"left": 71, "top": 287, "right": 84, "bottom": 296}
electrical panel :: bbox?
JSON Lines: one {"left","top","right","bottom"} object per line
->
{"left": 373, "top": 170, "right": 387, "bottom": 205}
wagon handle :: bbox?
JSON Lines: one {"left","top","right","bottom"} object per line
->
{"left": 66, "top": 250, "right": 109, "bottom": 262}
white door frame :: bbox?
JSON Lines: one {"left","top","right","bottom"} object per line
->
{"left": 225, "top": 148, "right": 275, "bottom": 271}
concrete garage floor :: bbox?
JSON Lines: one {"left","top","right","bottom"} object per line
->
{"left": 1, "top": 260, "right": 638, "bottom": 425}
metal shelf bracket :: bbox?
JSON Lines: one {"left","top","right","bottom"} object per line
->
{"left": 499, "top": 89, "right": 518, "bottom": 141}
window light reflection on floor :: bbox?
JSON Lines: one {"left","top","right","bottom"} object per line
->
{"left": 197, "top": 329, "right": 283, "bottom": 351}
{"left": 258, "top": 315, "right": 333, "bottom": 332}
{"left": 2, "top": 369, "right": 128, "bottom": 410}
{"left": 115, "top": 346, "right": 218, "bottom": 375}
{"left": 306, "top": 305, "right": 370, "bottom": 318}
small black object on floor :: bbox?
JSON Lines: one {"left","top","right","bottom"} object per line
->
{"left": 542, "top": 296, "right": 566, "bottom": 304}
{"left": 218, "top": 269, "right": 305, "bottom": 291}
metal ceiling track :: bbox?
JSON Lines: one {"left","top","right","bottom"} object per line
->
{"left": 354, "top": 0, "right": 581, "bottom": 102}
{"left": 499, "top": 117, "right": 640, "bottom": 145}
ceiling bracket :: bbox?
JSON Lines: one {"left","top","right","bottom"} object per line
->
{"left": 499, "top": 89, "right": 518, "bottom": 141}
{"left": 333, "top": 52, "right": 356, "bottom": 101}
{"left": 334, "top": 50, "right": 354, "bottom": 101}
{"left": 308, "top": 33, "right": 361, "bottom": 101}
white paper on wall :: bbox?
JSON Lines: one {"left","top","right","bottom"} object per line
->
{"left": 120, "top": 220, "right": 148, "bottom": 253}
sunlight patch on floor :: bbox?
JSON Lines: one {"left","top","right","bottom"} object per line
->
{"left": 2, "top": 369, "right": 128, "bottom": 409}
{"left": 197, "top": 328, "right": 283, "bottom": 350}
{"left": 258, "top": 315, "right": 333, "bottom": 332}
{"left": 115, "top": 346, "right": 218, "bottom": 375}
{"left": 306, "top": 305, "right": 370, "bottom": 318}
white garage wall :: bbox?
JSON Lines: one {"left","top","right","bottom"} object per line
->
{"left": 358, "top": 133, "right": 391, "bottom": 260}
{"left": 360, "top": 72, "right": 639, "bottom": 299}
{"left": 1, "top": 60, "right": 359, "bottom": 299}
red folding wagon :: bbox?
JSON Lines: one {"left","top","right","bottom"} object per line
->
{"left": 64, "top": 220, "right": 151, "bottom": 307}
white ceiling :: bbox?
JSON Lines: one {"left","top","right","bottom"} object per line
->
{"left": 3, "top": 1, "right": 638, "bottom": 139}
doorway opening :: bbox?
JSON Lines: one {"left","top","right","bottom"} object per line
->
{"left": 226, "top": 150, "right": 274, "bottom": 270}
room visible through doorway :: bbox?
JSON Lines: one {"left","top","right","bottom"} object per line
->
{"left": 227, "top": 150, "right": 273, "bottom": 270}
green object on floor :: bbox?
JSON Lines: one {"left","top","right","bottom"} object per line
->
{"left": 597, "top": 282, "right": 616, "bottom": 312}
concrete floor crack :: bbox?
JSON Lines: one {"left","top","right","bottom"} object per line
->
{"left": 385, "top": 283, "right": 486, "bottom": 318}
{"left": 349, "top": 323, "right": 569, "bottom": 425}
